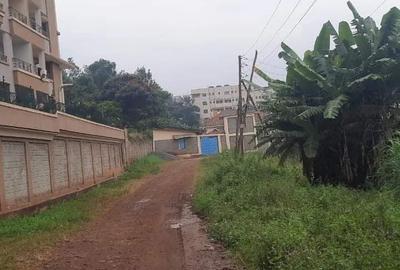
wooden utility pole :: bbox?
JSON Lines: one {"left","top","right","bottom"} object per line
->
{"left": 243, "top": 50, "right": 258, "bottom": 124}
{"left": 235, "top": 55, "right": 243, "bottom": 154}
{"left": 236, "top": 51, "right": 260, "bottom": 157}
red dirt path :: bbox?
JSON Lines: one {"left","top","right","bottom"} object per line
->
{"left": 38, "top": 159, "right": 239, "bottom": 270}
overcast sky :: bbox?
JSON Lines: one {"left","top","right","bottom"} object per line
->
{"left": 56, "top": 0, "right": 399, "bottom": 95}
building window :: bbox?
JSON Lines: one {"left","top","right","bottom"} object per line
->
{"left": 204, "top": 109, "right": 209, "bottom": 113}
{"left": 202, "top": 93, "right": 207, "bottom": 97}
{"left": 203, "top": 101, "right": 208, "bottom": 106}
{"left": 178, "top": 138, "right": 186, "bottom": 150}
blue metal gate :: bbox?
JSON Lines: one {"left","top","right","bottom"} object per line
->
{"left": 200, "top": 136, "right": 219, "bottom": 156}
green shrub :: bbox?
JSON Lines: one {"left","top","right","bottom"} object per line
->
{"left": 194, "top": 152, "right": 400, "bottom": 270}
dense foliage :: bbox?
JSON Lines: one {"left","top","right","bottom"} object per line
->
{"left": 195, "top": 153, "right": 400, "bottom": 269}
{"left": 64, "top": 59, "right": 199, "bottom": 130}
{"left": 255, "top": 2, "right": 400, "bottom": 187}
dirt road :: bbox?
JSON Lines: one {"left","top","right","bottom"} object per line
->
{"left": 40, "top": 159, "right": 238, "bottom": 270}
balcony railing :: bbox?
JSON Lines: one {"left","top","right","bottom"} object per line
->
{"left": 9, "top": 7, "right": 27, "bottom": 24}
{"left": 29, "top": 17, "right": 49, "bottom": 37}
{"left": 0, "top": 83, "right": 11, "bottom": 102}
{"left": 9, "top": 7, "right": 49, "bottom": 37}
{"left": 0, "top": 52, "right": 7, "bottom": 64}
{"left": 0, "top": 84, "right": 59, "bottom": 113}
{"left": 13, "top": 57, "right": 33, "bottom": 73}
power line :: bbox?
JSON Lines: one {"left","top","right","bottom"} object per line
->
{"left": 259, "top": 0, "right": 304, "bottom": 54}
{"left": 370, "top": 0, "right": 388, "bottom": 16}
{"left": 260, "top": 0, "right": 319, "bottom": 64}
{"left": 243, "top": 0, "right": 283, "bottom": 56}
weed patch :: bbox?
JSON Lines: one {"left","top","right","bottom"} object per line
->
{"left": 194, "top": 152, "right": 400, "bottom": 269}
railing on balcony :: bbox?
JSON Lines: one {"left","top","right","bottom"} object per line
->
{"left": 13, "top": 57, "right": 33, "bottom": 73}
{"left": 9, "top": 7, "right": 28, "bottom": 24}
{"left": 0, "top": 82, "right": 10, "bottom": 102}
{"left": 0, "top": 52, "right": 7, "bottom": 64}
{"left": 29, "top": 17, "right": 49, "bottom": 37}
{"left": 0, "top": 84, "right": 59, "bottom": 113}
{"left": 9, "top": 7, "right": 49, "bottom": 37}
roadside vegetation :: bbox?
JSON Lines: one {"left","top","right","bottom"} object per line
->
{"left": 254, "top": 2, "right": 400, "bottom": 188}
{"left": 194, "top": 152, "right": 400, "bottom": 269}
{"left": 0, "top": 155, "right": 163, "bottom": 270}
{"left": 195, "top": 3, "right": 400, "bottom": 269}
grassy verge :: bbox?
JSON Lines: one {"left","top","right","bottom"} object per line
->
{"left": 194, "top": 152, "right": 400, "bottom": 270}
{"left": 0, "top": 154, "right": 164, "bottom": 269}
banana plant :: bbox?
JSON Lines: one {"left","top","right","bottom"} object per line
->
{"left": 256, "top": 2, "right": 400, "bottom": 187}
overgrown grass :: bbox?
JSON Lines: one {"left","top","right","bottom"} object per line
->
{"left": 0, "top": 154, "right": 163, "bottom": 269}
{"left": 376, "top": 136, "right": 400, "bottom": 194}
{"left": 194, "top": 152, "right": 400, "bottom": 270}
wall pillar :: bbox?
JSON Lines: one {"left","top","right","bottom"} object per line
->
{"left": 48, "top": 141, "right": 55, "bottom": 193}
{"left": 218, "top": 135, "right": 222, "bottom": 153}
{"left": 0, "top": 139, "right": 6, "bottom": 212}
{"left": 24, "top": 141, "right": 33, "bottom": 202}
{"left": 122, "top": 128, "right": 129, "bottom": 166}
{"left": 90, "top": 143, "right": 96, "bottom": 184}
{"left": 197, "top": 136, "right": 202, "bottom": 155}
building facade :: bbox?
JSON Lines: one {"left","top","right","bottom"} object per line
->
{"left": 153, "top": 111, "right": 260, "bottom": 157}
{"left": 191, "top": 84, "right": 271, "bottom": 123}
{"left": 0, "top": 0, "right": 70, "bottom": 113}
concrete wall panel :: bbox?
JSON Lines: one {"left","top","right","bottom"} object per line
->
{"left": 228, "top": 116, "right": 255, "bottom": 134}
{"left": 114, "top": 145, "right": 121, "bottom": 168}
{"left": 109, "top": 145, "right": 116, "bottom": 169}
{"left": 2, "top": 142, "right": 28, "bottom": 205}
{"left": 101, "top": 144, "right": 110, "bottom": 175}
{"left": 82, "top": 142, "right": 94, "bottom": 183}
{"left": 92, "top": 143, "right": 102, "bottom": 178}
{"left": 52, "top": 140, "right": 68, "bottom": 190}
{"left": 68, "top": 141, "right": 83, "bottom": 186}
{"left": 30, "top": 143, "right": 51, "bottom": 196}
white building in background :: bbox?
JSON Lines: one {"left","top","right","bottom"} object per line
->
{"left": 191, "top": 84, "right": 271, "bottom": 123}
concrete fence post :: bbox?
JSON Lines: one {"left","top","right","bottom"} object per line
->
{"left": 122, "top": 128, "right": 129, "bottom": 167}
{"left": 0, "top": 139, "right": 6, "bottom": 212}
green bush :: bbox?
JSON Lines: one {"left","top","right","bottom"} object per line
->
{"left": 194, "top": 152, "right": 400, "bottom": 270}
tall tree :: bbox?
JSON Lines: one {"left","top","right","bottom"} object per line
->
{"left": 64, "top": 60, "right": 200, "bottom": 130}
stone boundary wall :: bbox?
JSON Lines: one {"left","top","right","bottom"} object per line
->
{"left": 0, "top": 102, "right": 153, "bottom": 215}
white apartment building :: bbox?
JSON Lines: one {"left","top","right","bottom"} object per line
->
{"left": 0, "top": 0, "right": 71, "bottom": 112}
{"left": 191, "top": 84, "right": 271, "bottom": 122}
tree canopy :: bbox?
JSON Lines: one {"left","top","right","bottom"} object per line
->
{"left": 256, "top": 2, "right": 400, "bottom": 187}
{"left": 64, "top": 59, "right": 199, "bottom": 131}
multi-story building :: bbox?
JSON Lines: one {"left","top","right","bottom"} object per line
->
{"left": 191, "top": 84, "right": 271, "bottom": 123}
{"left": 0, "top": 0, "right": 71, "bottom": 112}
